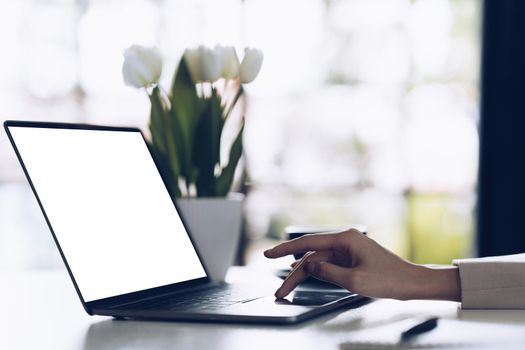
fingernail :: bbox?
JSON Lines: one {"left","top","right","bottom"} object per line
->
{"left": 263, "top": 249, "right": 272, "bottom": 257}
{"left": 275, "top": 288, "right": 283, "bottom": 298}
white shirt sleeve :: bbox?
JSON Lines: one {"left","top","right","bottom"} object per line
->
{"left": 453, "top": 253, "right": 525, "bottom": 309}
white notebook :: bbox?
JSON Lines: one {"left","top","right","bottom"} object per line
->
{"left": 339, "top": 318, "right": 524, "bottom": 350}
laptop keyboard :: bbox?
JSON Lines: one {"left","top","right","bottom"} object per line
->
{"left": 120, "top": 285, "right": 258, "bottom": 312}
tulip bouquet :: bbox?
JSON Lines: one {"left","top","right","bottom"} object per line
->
{"left": 122, "top": 45, "right": 263, "bottom": 198}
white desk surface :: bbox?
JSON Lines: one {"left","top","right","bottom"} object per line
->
{"left": 2, "top": 267, "right": 525, "bottom": 350}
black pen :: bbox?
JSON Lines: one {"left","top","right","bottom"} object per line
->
{"left": 400, "top": 317, "right": 439, "bottom": 342}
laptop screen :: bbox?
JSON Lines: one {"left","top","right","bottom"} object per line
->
{"left": 8, "top": 125, "right": 207, "bottom": 302}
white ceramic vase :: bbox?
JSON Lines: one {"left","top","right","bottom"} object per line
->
{"left": 175, "top": 193, "right": 244, "bottom": 282}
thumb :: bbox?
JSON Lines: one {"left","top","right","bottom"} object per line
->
{"left": 305, "top": 261, "right": 352, "bottom": 290}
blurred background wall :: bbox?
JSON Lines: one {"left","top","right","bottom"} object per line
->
{"left": 0, "top": 0, "right": 481, "bottom": 269}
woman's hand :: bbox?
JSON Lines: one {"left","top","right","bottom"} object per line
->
{"left": 264, "top": 229, "right": 460, "bottom": 302}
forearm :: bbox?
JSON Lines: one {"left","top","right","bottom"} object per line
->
{"left": 408, "top": 265, "right": 461, "bottom": 302}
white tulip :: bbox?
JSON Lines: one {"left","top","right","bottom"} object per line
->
{"left": 216, "top": 45, "right": 240, "bottom": 79}
{"left": 122, "top": 45, "right": 162, "bottom": 88}
{"left": 239, "top": 48, "right": 263, "bottom": 84}
{"left": 183, "top": 46, "right": 222, "bottom": 83}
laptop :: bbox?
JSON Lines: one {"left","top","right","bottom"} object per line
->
{"left": 4, "top": 120, "right": 366, "bottom": 324}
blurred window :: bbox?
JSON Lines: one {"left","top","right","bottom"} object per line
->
{"left": 0, "top": 0, "right": 481, "bottom": 268}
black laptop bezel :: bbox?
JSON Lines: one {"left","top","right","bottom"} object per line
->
{"left": 4, "top": 120, "right": 213, "bottom": 314}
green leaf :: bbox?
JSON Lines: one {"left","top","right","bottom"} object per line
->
{"left": 149, "top": 86, "right": 182, "bottom": 197}
{"left": 192, "top": 92, "right": 223, "bottom": 197}
{"left": 170, "top": 58, "right": 206, "bottom": 184}
{"left": 148, "top": 89, "right": 167, "bottom": 155}
{"left": 210, "top": 89, "right": 223, "bottom": 167}
{"left": 216, "top": 121, "right": 244, "bottom": 196}
{"left": 164, "top": 100, "right": 187, "bottom": 186}
{"left": 147, "top": 142, "right": 181, "bottom": 197}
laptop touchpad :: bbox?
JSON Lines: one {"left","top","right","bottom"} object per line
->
{"left": 212, "top": 291, "right": 353, "bottom": 317}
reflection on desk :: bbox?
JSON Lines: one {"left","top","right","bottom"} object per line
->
{"left": 3, "top": 267, "right": 525, "bottom": 350}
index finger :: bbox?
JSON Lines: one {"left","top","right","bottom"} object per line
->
{"left": 275, "top": 250, "right": 332, "bottom": 298}
{"left": 264, "top": 232, "right": 339, "bottom": 259}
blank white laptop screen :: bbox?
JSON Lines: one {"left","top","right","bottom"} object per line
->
{"left": 8, "top": 126, "right": 207, "bottom": 302}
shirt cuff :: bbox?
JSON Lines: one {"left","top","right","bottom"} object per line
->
{"left": 453, "top": 253, "right": 525, "bottom": 309}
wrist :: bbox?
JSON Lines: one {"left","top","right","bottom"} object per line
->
{"left": 410, "top": 264, "right": 461, "bottom": 301}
